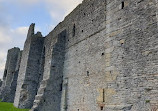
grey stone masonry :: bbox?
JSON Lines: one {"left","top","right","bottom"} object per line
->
{"left": 0, "top": 47, "right": 20, "bottom": 102}
{"left": 0, "top": 79, "right": 2, "bottom": 87}
{"left": 0, "top": 79, "right": 2, "bottom": 95}
{"left": 31, "top": 30, "right": 66, "bottom": 111}
{"left": 14, "top": 24, "right": 44, "bottom": 109}
{"left": 0, "top": 0, "right": 157, "bottom": 111}
{"left": 2, "top": 51, "right": 22, "bottom": 102}
{"left": 32, "top": 0, "right": 158, "bottom": 110}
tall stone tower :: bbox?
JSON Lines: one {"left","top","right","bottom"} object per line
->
{"left": 4, "top": 50, "right": 23, "bottom": 102}
{"left": 14, "top": 23, "right": 45, "bottom": 109}
{"left": 0, "top": 47, "right": 21, "bottom": 102}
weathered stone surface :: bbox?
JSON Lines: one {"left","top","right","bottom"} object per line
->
{"left": 14, "top": 24, "right": 44, "bottom": 109}
{"left": 0, "top": 79, "right": 2, "bottom": 87}
{"left": 0, "top": 79, "right": 2, "bottom": 96}
{"left": 30, "top": 30, "right": 66, "bottom": 111}
{"left": 0, "top": 0, "right": 158, "bottom": 111}
{"left": 2, "top": 51, "right": 23, "bottom": 102}
{"left": 0, "top": 47, "right": 21, "bottom": 102}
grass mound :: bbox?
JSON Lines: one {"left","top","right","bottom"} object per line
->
{"left": 0, "top": 100, "right": 29, "bottom": 111}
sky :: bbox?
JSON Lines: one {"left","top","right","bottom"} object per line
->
{"left": 0, "top": 0, "right": 83, "bottom": 79}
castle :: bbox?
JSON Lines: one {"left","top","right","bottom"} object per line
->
{"left": 0, "top": 0, "right": 158, "bottom": 111}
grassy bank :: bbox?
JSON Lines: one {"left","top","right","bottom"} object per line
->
{"left": 0, "top": 100, "right": 29, "bottom": 111}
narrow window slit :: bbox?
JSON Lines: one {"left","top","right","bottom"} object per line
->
{"left": 87, "top": 71, "right": 89, "bottom": 76}
{"left": 60, "top": 83, "right": 62, "bottom": 91}
{"left": 103, "top": 89, "right": 105, "bottom": 102}
{"left": 73, "top": 24, "right": 76, "bottom": 37}
{"left": 121, "top": 2, "right": 124, "bottom": 9}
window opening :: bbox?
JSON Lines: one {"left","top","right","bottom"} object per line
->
{"left": 100, "top": 106, "right": 103, "bottom": 110}
{"left": 121, "top": 2, "right": 124, "bottom": 9}
{"left": 87, "top": 71, "right": 89, "bottom": 76}
{"left": 73, "top": 24, "right": 76, "bottom": 37}
{"left": 103, "top": 89, "right": 105, "bottom": 102}
{"left": 60, "top": 83, "right": 62, "bottom": 91}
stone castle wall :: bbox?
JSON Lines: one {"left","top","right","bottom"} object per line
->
{"left": 0, "top": 47, "right": 21, "bottom": 102}
{"left": 7, "top": 51, "right": 23, "bottom": 102}
{"left": 1, "top": 0, "right": 158, "bottom": 111}
{"left": 14, "top": 24, "right": 45, "bottom": 109}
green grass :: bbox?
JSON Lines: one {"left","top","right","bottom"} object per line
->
{"left": 0, "top": 100, "right": 29, "bottom": 111}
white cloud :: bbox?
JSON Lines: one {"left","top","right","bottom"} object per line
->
{"left": 44, "top": 0, "right": 83, "bottom": 22}
{"left": 0, "top": 26, "right": 28, "bottom": 79}
{"left": 0, "top": 27, "right": 11, "bottom": 43}
{"left": 11, "top": 27, "right": 28, "bottom": 48}
{"left": 11, "top": 27, "right": 28, "bottom": 40}
{"left": 0, "top": 0, "right": 83, "bottom": 79}
{"left": 13, "top": 27, "right": 28, "bottom": 35}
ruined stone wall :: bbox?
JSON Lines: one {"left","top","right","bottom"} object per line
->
{"left": 4, "top": 50, "right": 23, "bottom": 102}
{"left": 0, "top": 79, "right": 2, "bottom": 96}
{"left": 0, "top": 48, "right": 10, "bottom": 99}
{"left": 14, "top": 24, "right": 45, "bottom": 109}
{"left": 31, "top": 0, "right": 107, "bottom": 110}
{"left": 0, "top": 79, "right": 2, "bottom": 87}
{"left": 0, "top": 47, "right": 20, "bottom": 102}
{"left": 30, "top": 0, "right": 158, "bottom": 111}
{"left": 31, "top": 30, "right": 66, "bottom": 111}
{"left": 0, "top": 0, "right": 154, "bottom": 110}
{"left": 2, "top": 50, "right": 22, "bottom": 102}
{"left": 103, "top": 0, "right": 158, "bottom": 110}
{"left": 30, "top": 33, "right": 52, "bottom": 110}
{"left": 3, "top": 48, "right": 20, "bottom": 86}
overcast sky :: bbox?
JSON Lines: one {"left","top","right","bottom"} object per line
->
{"left": 0, "top": 0, "right": 83, "bottom": 79}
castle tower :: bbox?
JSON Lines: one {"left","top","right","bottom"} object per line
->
{"left": 0, "top": 47, "right": 21, "bottom": 102}
{"left": 14, "top": 24, "right": 45, "bottom": 109}
{"left": 2, "top": 51, "right": 23, "bottom": 102}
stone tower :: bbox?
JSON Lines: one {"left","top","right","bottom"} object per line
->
{"left": 4, "top": 51, "right": 23, "bottom": 102}
{"left": 0, "top": 47, "right": 21, "bottom": 102}
{"left": 14, "top": 23, "right": 45, "bottom": 109}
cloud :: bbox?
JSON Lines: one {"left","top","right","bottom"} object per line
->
{"left": 11, "top": 27, "right": 28, "bottom": 48}
{"left": 0, "top": 0, "right": 83, "bottom": 79}
{"left": 0, "top": 26, "right": 28, "bottom": 79}
{"left": 0, "top": 27, "right": 11, "bottom": 43}
{"left": 12, "top": 27, "right": 28, "bottom": 36}
{"left": 44, "top": 0, "right": 83, "bottom": 22}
